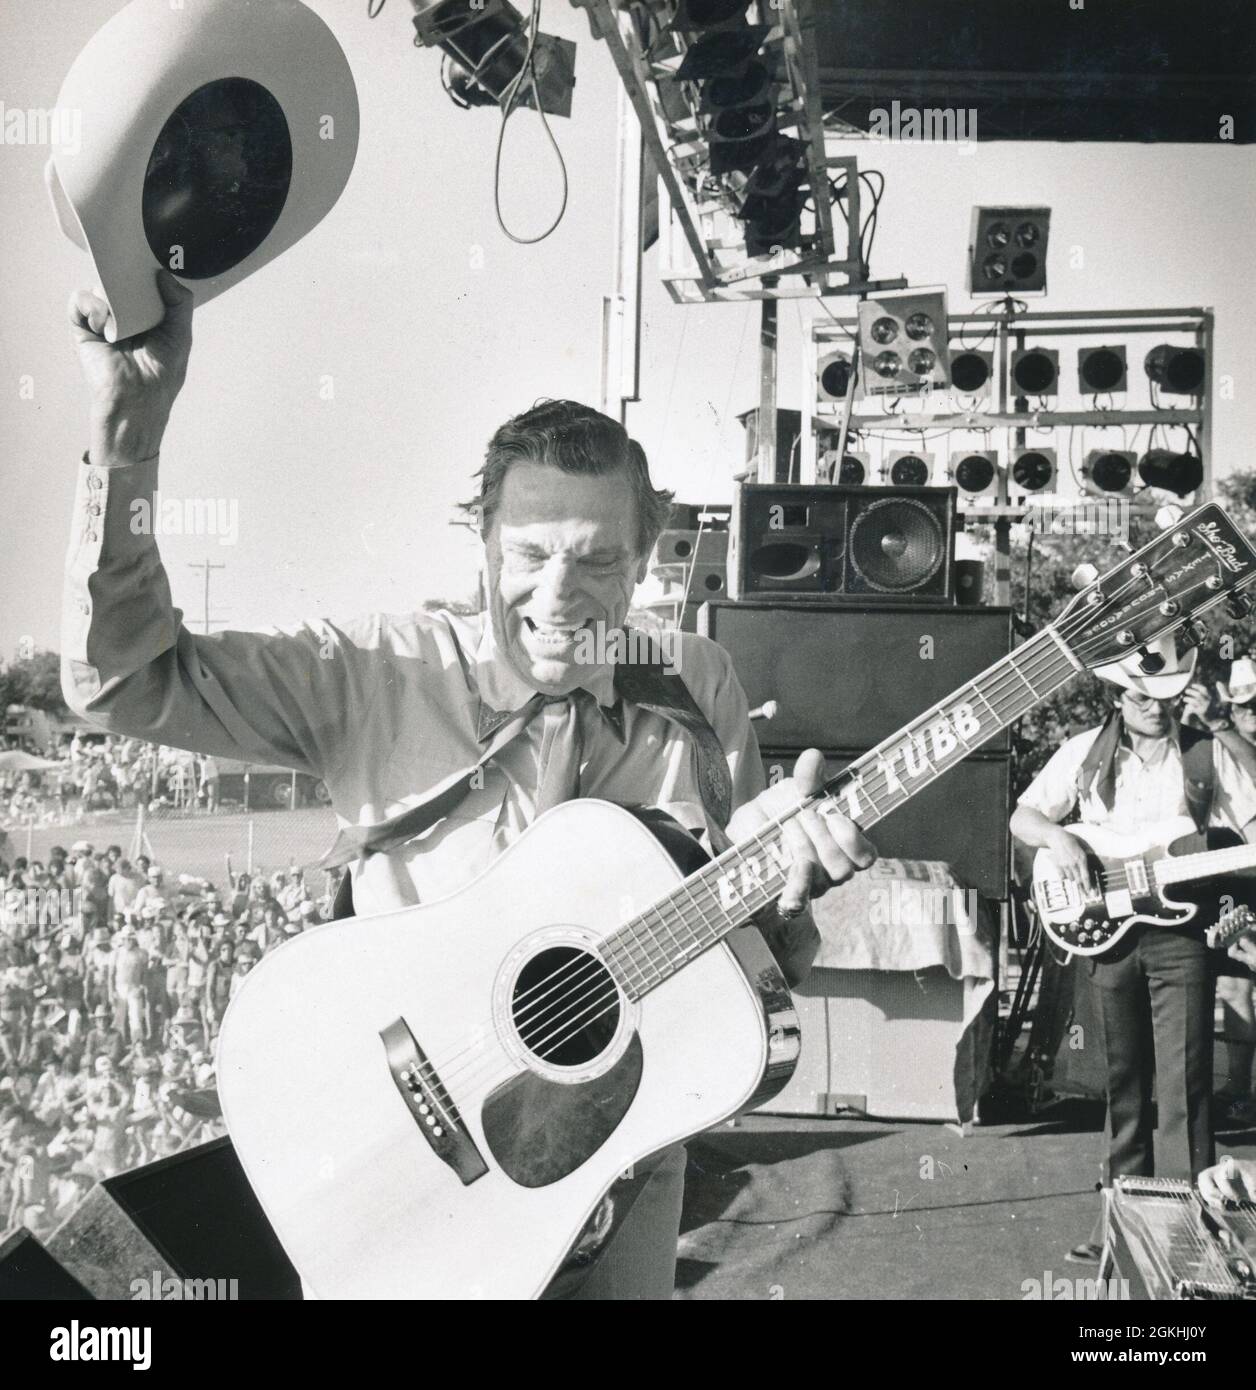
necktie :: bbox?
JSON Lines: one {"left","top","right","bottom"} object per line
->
{"left": 533, "top": 691, "right": 590, "bottom": 816}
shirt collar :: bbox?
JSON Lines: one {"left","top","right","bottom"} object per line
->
{"left": 470, "top": 613, "right": 624, "bottom": 743}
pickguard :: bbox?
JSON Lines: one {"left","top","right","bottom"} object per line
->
{"left": 481, "top": 1034, "right": 644, "bottom": 1187}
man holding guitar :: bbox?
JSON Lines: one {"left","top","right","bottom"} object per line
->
{"left": 1011, "top": 638, "right": 1256, "bottom": 1262}
{"left": 60, "top": 270, "right": 877, "bottom": 1299}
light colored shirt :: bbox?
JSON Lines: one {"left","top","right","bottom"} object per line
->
{"left": 1017, "top": 721, "right": 1256, "bottom": 835}
{"left": 61, "top": 456, "right": 774, "bottom": 925}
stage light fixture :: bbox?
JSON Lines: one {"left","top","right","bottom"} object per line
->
{"left": 738, "top": 139, "right": 806, "bottom": 257}
{"left": 817, "top": 350, "right": 855, "bottom": 402}
{"left": 1144, "top": 344, "right": 1206, "bottom": 397}
{"left": 967, "top": 206, "right": 1050, "bottom": 296}
{"left": 1082, "top": 449, "right": 1136, "bottom": 497}
{"left": 820, "top": 449, "right": 870, "bottom": 485}
{"left": 949, "top": 349, "right": 993, "bottom": 395}
{"left": 1009, "top": 447, "right": 1057, "bottom": 496}
{"left": 1138, "top": 449, "right": 1204, "bottom": 497}
{"left": 1010, "top": 347, "right": 1059, "bottom": 397}
{"left": 1078, "top": 345, "right": 1128, "bottom": 394}
{"left": 857, "top": 290, "right": 950, "bottom": 395}
{"left": 948, "top": 450, "right": 998, "bottom": 498}
{"left": 412, "top": 0, "right": 576, "bottom": 118}
{"left": 884, "top": 451, "right": 933, "bottom": 486}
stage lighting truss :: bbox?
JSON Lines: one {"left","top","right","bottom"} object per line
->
{"left": 1078, "top": 345, "right": 1128, "bottom": 396}
{"left": 883, "top": 450, "right": 934, "bottom": 487}
{"left": 800, "top": 309, "right": 1211, "bottom": 505}
{"left": 1010, "top": 347, "right": 1060, "bottom": 399}
{"left": 820, "top": 447, "right": 870, "bottom": 485}
{"left": 949, "top": 349, "right": 994, "bottom": 399}
{"left": 967, "top": 206, "right": 1050, "bottom": 296}
{"left": 573, "top": 0, "right": 900, "bottom": 302}
{"left": 948, "top": 450, "right": 999, "bottom": 499}
{"left": 857, "top": 290, "right": 950, "bottom": 396}
{"left": 1009, "top": 447, "right": 1058, "bottom": 500}
{"left": 1082, "top": 448, "right": 1137, "bottom": 498}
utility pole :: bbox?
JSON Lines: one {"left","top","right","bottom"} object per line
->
{"left": 187, "top": 558, "right": 227, "bottom": 634}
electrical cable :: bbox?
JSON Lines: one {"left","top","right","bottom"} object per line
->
{"left": 493, "top": 0, "right": 569, "bottom": 245}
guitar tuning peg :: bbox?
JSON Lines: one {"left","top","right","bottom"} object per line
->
{"left": 1137, "top": 646, "right": 1167, "bottom": 675}
{"left": 1180, "top": 620, "right": 1208, "bottom": 649}
{"left": 1071, "top": 563, "right": 1099, "bottom": 592}
{"left": 1225, "top": 593, "right": 1254, "bottom": 620}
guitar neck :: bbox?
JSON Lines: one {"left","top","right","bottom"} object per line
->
{"left": 602, "top": 625, "right": 1080, "bottom": 998}
{"left": 1158, "top": 842, "right": 1256, "bottom": 887}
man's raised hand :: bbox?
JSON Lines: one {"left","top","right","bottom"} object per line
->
{"left": 69, "top": 269, "right": 194, "bottom": 467}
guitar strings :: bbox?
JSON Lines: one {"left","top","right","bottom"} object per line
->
{"left": 399, "top": 570, "right": 1244, "bottom": 1116}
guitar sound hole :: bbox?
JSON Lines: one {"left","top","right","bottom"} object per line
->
{"left": 512, "top": 947, "right": 620, "bottom": 1068}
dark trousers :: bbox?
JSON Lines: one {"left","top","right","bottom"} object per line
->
{"left": 1088, "top": 928, "right": 1216, "bottom": 1182}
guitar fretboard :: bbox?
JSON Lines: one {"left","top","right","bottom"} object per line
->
{"left": 1155, "top": 843, "right": 1256, "bottom": 886}
{"left": 601, "top": 625, "right": 1080, "bottom": 999}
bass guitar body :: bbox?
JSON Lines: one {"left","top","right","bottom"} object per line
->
{"left": 1033, "top": 816, "right": 1245, "bottom": 957}
{"left": 217, "top": 801, "right": 800, "bottom": 1300}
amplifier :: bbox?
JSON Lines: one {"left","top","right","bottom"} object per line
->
{"left": 700, "top": 602, "right": 1014, "bottom": 752}
{"left": 761, "top": 750, "right": 1010, "bottom": 899}
{"left": 729, "top": 484, "right": 958, "bottom": 602}
{"left": 654, "top": 528, "right": 729, "bottom": 568}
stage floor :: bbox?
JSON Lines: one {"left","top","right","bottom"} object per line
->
{"left": 676, "top": 1103, "right": 1256, "bottom": 1300}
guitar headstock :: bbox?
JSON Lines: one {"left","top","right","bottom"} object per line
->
{"left": 1054, "top": 504, "right": 1256, "bottom": 673}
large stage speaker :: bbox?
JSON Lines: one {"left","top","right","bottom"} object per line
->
{"left": 0, "top": 1228, "right": 95, "bottom": 1300}
{"left": 45, "top": 1136, "right": 300, "bottom": 1300}
{"left": 761, "top": 751, "right": 1009, "bottom": 899}
{"left": 729, "top": 484, "right": 958, "bottom": 602}
{"left": 699, "top": 602, "right": 1014, "bottom": 751}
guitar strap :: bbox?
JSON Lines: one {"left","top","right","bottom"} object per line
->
{"left": 329, "top": 629, "right": 733, "bottom": 918}
{"left": 1178, "top": 725, "right": 1216, "bottom": 835}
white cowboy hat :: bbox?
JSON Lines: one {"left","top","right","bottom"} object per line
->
{"left": 1218, "top": 657, "right": 1256, "bottom": 708}
{"left": 46, "top": 0, "right": 359, "bottom": 342}
{"left": 1094, "top": 632, "right": 1197, "bottom": 699}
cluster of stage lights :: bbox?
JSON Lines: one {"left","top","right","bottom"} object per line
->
{"left": 819, "top": 442, "right": 1199, "bottom": 500}
{"left": 819, "top": 340, "right": 1207, "bottom": 408}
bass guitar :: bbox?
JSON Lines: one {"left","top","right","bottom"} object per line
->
{"left": 218, "top": 503, "right": 1256, "bottom": 1299}
{"left": 1033, "top": 817, "right": 1256, "bottom": 957}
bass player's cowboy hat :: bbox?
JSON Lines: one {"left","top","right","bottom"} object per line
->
{"left": 1218, "top": 657, "right": 1256, "bottom": 708}
{"left": 46, "top": 0, "right": 359, "bottom": 343}
{"left": 1093, "top": 632, "right": 1197, "bottom": 700}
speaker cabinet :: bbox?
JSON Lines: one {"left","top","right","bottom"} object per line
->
{"left": 729, "top": 484, "right": 958, "bottom": 603}
{"left": 0, "top": 1229, "right": 95, "bottom": 1300}
{"left": 46, "top": 1136, "right": 300, "bottom": 1300}
{"left": 700, "top": 602, "right": 1014, "bottom": 752}
{"left": 760, "top": 751, "right": 1009, "bottom": 899}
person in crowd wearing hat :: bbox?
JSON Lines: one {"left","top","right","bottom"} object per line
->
{"left": 1011, "top": 635, "right": 1256, "bottom": 1263}
{"left": 82, "top": 1002, "right": 124, "bottom": 1071}
{"left": 131, "top": 865, "right": 167, "bottom": 920}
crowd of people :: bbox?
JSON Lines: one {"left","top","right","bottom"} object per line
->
{"left": 2, "top": 730, "right": 220, "bottom": 824}
{"left": 0, "top": 840, "right": 336, "bottom": 1242}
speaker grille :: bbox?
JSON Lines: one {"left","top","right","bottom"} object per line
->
{"left": 848, "top": 496, "right": 947, "bottom": 593}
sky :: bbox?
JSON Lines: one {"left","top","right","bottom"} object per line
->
{"left": 2, "top": 0, "right": 1255, "bottom": 658}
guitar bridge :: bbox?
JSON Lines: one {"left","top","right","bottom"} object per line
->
{"left": 380, "top": 1017, "right": 487, "bottom": 1186}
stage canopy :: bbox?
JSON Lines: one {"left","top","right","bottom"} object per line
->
{"left": 813, "top": 0, "right": 1256, "bottom": 143}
